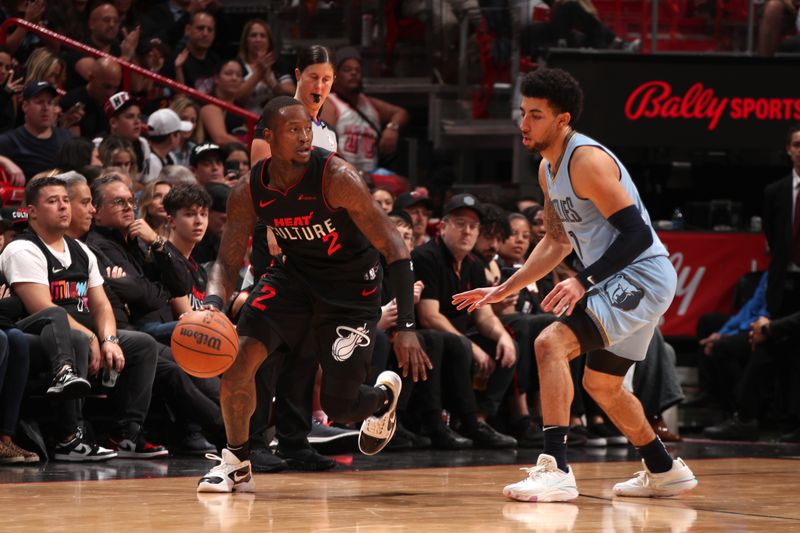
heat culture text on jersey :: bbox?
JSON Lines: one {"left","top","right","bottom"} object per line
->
{"left": 268, "top": 210, "right": 341, "bottom": 256}
{"left": 249, "top": 148, "right": 378, "bottom": 277}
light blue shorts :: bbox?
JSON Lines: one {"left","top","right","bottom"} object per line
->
{"left": 583, "top": 255, "right": 677, "bottom": 362}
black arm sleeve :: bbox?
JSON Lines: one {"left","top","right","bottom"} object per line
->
{"left": 386, "top": 258, "right": 416, "bottom": 331}
{"left": 576, "top": 205, "right": 653, "bottom": 290}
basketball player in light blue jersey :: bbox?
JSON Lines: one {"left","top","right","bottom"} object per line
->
{"left": 453, "top": 68, "right": 697, "bottom": 502}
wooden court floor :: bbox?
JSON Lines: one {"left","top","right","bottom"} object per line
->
{"left": 1, "top": 458, "right": 799, "bottom": 532}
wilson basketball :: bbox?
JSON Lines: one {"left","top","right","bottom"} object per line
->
{"left": 171, "top": 310, "right": 239, "bottom": 378}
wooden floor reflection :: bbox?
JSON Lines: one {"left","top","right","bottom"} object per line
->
{"left": 1, "top": 458, "right": 799, "bottom": 532}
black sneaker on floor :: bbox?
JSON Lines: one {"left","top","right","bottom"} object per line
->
{"left": 250, "top": 447, "right": 288, "bottom": 473}
{"left": 47, "top": 365, "right": 91, "bottom": 398}
{"left": 588, "top": 423, "right": 628, "bottom": 446}
{"left": 172, "top": 431, "right": 217, "bottom": 456}
{"left": 386, "top": 423, "right": 431, "bottom": 451}
{"left": 108, "top": 430, "right": 169, "bottom": 459}
{"left": 426, "top": 425, "right": 473, "bottom": 450}
{"left": 54, "top": 430, "right": 117, "bottom": 462}
{"left": 462, "top": 421, "right": 517, "bottom": 449}
{"left": 570, "top": 425, "right": 606, "bottom": 447}
{"left": 703, "top": 415, "right": 759, "bottom": 441}
{"left": 277, "top": 446, "right": 336, "bottom": 471}
{"left": 308, "top": 418, "right": 359, "bottom": 455}
{"left": 512, "top": 420, "right": 545, "bottom": 448}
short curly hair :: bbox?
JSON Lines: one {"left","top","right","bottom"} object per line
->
{"left": 520, "top": 68, "right": 583, "bottom": 125}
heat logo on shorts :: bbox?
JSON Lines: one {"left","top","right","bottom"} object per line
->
{"left": 179, "top": 328, "right": 222, "bottom": 351}
{"left": 331, "top": 324, "right": 371, "bottom": 362}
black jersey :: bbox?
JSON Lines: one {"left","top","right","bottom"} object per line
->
{"left": 167, "top": 242, "right": 207, "bottom": 311}
{"left": 15, "top": 231, "right": 94, "bottom": 329}
{"left": 249, "top": 148, "right": 378, "bottom": 283}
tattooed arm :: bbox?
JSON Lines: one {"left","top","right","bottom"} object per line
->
{"left": 325, "top": 157, "right": 432, "bottom": 381}
{"left": 205, "top": 179, "right": 258, "bottom": 307}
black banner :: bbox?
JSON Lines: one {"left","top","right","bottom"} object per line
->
{"left": 546, "top": 51, "right": 800, "bottom": 151}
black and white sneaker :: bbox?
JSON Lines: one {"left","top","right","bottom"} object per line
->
{"left": 54, "top": 431, "right": 117, "bottom": 462}
{"left": 197, "top": 449, "right": 255, "bottom": 493}
{"left": 47, "top": 366, "right": 91, "bottom": 398}
{"left": 108, "top": 430, "right": 169, "bottom": 459}
{"left": 359, "top": 371, "right": 401, "bottom": 455}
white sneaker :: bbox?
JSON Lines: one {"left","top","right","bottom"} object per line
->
{"left": 613, "top": 458, "right": 698, "bottom": 498}
{"left": 502, "top": 454, "right": 579, "bottom": 502}
{"left": 197, "top": 449, "right": 255, "bottom": 493}
{"left": 358, "top": 371, "right": 401, "bottom": 455}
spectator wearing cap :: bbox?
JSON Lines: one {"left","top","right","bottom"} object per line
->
{"left": 396, "top": 189, "right": 433, "bottom": 248}
{"left": 59, "top": 58, "right": 122, "bottom": 139}
{"left": 190, "top": 142, "right": 227, "bottom": 187}
{"left": 0, "top": 81, "right": 73, "bottom": 182}
{"left": 0, "top": 207, "right": 28, "bottom": 252}
{"left": 320, "top": 47, "right": 410, "bottom": 174}
{"left": 191, "top": 181, "right": 229, "bottom": 265}
{"left": 412, "top": 193, "right": 519, "bottom": 449}
{"left": 142, "top": 108, "right": 193, "bottom": 184}
{"left": 104, "top": 91, "right": 151, "bottom": 185}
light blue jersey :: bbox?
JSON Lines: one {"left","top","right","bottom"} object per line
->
{"left": 544, "top": 132, "right": 675, "bottom": 361}
{"left": 544, "top": 132, "right": 668, "bottom": 267}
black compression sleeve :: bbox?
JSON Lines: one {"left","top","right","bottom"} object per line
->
{"left": 575, "top": 205, "right": 653, "bottom": 290}
{"left": 386, "top": 258, "right": 416, "bottom": 331}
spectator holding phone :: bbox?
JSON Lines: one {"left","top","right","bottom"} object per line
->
{"left": 224, "top": 142, "right": 250, "bottom": 181}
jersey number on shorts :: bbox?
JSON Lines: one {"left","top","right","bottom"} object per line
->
{"left": 251, "top": 285, "right": 277, "bottom": 311}
{"left": 567, "top": 230, "right": 583, "bottom": 261}
{"left": 322, "top": 231, "right": 342, "bottom": 256}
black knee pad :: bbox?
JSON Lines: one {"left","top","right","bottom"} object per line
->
{"left": 585, "top": 349, "right": 635, "bottom": 377}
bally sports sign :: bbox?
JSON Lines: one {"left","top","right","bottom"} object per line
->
{"left": 546, "top": 51, "right": 800, "bottom": 151}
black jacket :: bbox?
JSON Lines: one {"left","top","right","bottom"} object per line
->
{"left": 84, "top": 226, "right": 190, "bottom": 326}
{"left": 763, "top": 175, "right": 794, "bottom": 316}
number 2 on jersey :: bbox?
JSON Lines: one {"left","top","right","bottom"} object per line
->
{"left": 322, "top": 231, "right": 342, "bottom": 256}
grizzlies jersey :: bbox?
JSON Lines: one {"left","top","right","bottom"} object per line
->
{"left": 249, "top": 148, "right": 379, "bottom": 284}
{"left": 544, "top": 133, "right": 667, "bottom": 267}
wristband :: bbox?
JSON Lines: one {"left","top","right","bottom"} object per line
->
{"left": 386, "top": 259, "right": 416, "bottom": 331}
{"left": 203, "top": 295, "right": 224, "bottom": 311}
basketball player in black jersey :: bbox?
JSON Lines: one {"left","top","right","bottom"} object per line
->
{"left": 197, "top": 96, "right": 431, "bottom": 493}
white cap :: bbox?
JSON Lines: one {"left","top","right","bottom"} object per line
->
{"left": 147, "top": 108, "right": 193, "bottom": 136}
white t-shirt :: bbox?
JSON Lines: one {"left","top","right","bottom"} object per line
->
{"left": 1, "top": 238, "right": 105, "bottom": 289}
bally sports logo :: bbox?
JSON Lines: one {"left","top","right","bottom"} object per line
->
{"left": 179, "top": 327, "right": 222, "bottom": 351}
{"left": 625, "top": 81, "right": 800, "bottom": 131}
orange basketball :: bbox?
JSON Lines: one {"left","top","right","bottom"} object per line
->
{"left": 171, "top": 310, "right": 239, "bottom": 378}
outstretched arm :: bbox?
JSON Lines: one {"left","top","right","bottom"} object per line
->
{"left": 205, "top": 179, "right": 257, "bottom": 309}
{"left": 325, "top": 157, "right": 431, "bottom": 381}
{"left": 452, "top": 160, "right": 572, "bottom": 312}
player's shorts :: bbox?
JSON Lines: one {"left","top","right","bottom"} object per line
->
{"left": 236, "top": 260, "right": 383, "bottom": 394}
{"left": 563, "top": 255, "right": 676, "bottom": 362}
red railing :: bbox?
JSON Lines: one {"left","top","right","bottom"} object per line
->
{"left": 0, "top": 17, "right": 260, "bottom": 143}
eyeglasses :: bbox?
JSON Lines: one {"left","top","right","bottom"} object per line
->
{"left": 447, "top": 218, "right": 480, "bottom": 232}
{"left": 109, "top": 197, "right": 137, "bottom": 210}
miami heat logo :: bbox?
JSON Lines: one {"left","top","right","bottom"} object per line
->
{"left": 605, "top": 273, "right": 645, "bottom": 311}
{"left": 331, "top": 324, "right": 371, "bottom": 362}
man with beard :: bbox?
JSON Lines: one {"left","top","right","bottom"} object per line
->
{"left": 321, "top": 47, "right": 409, "bottom": 173}
{"left": 454, "top": 68, "right": 697, "bottom": 502}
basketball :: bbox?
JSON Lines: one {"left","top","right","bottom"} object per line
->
{"left": 171, "top": 310, "right": 239, "bottom": 378}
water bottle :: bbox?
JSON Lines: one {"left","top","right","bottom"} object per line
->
{"left": 671, "top": 208, "right": 684, "bottom": 230}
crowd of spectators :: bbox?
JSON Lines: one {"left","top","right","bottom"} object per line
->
{"left": 1, "top": 0, "right": 795, "bottom": 468}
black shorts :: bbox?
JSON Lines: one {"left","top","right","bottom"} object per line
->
{"left": 236, "top": 261, "right": 382, "bottom": 390}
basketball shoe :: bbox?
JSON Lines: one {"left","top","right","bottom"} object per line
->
{"left": 358, "top": 371, "right": 401, "bottom": 455}
{"left": 613, "top": 458, "right": 697, "bottom": 497}
{"left": 197, "top": 449, "right": 255, "bottom": 493}
{"left": 502, "top": 454, "right": 579, "bottom": 502}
